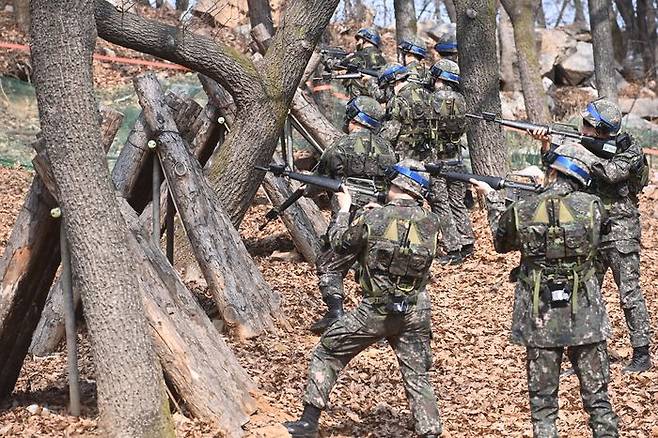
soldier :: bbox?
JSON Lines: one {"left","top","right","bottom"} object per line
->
{"left": 533, "top": 99, "right": 652, "bottom": 373}
{"left": 434, "top": 33, "right": 458, "bottom": 62}
{"left": 397, "top": 38, "right": 429, "bottom": 83}
{"left": 309, "top": 96, "right": 398, "bottom": 335}
{"left": 426, "top": 59, "right": 475, "bottom": 263}
{"left": 337, "top": 28, "right": 387, "bottom": 99}
{"left": 472, "top": 144, "right": 619, "bottom": 437}
{"left": 284, "top": 159, "right": 443, "bottom": 438}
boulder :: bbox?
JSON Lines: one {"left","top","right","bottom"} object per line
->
{"left": 619, "top": 98, "right": 658, "bottom": 119}
{"left": 422, "top": 22, "right": 456, "bottom": 42}
{"left": 499, "top": 91, "right": 526, "bottom": 119}
{"left": 556, "top": 41, "right": 594, "bottom": 85}
{"left": 537, "top": 28, "right": 575, "bottom": 78}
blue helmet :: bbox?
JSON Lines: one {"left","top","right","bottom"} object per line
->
{"left": 397, "top": 39, "right": 428, "bottom": 59}
{"left": 581, "top": 98, "right": 621, "bottom": 134}
{"left": 355, "top": 28, "right": 382, "bottom": 48}
{"left": 387, "top": 159, "right": 430, "bottom": 199}
{"left": 434, "top": 41, "right": 458, "bottom": 55}
{"left": 430, "top": 59, "right": 461, "bottom": 84}
{"left": 549, "top": 143, "right": 600, "bottom": 187}
{"left": 377, "top": 63, "right": 411, "bottom": 88}
{"left": 345, "top": 96, "right": 384, "bottom": 131}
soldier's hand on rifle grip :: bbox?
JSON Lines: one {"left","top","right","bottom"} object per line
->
{"left": 336, "top": 185, "right": 353, "bottom": 213}
{"left": 469, "top": 178, "right": 495, "bottom": 196}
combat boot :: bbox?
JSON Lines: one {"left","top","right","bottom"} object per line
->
{"left": 437, "top": 250, "right": 464, "bottom": 266}
{"left": 283, "top": 405, "right": 321, "bottom": 438}
{"left": 309, "top": 296, "right": 344, "bottom": 335}
{"left": 623, "top": 345, "right": 652, "bottom": 373}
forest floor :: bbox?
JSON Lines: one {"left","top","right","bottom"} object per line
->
{"left": 0, "top": 165, "right": 657, "bottom": 438}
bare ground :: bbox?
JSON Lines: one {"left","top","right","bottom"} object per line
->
{"left": 0, "top": 166, "right": 656, "bottom": 437}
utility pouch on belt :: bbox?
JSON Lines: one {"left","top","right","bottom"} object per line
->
{"left": 544, "top": 278, "right": 571, "bottom": 307}
{"left": 385, "top": 295, "right": 411, "bottom": 314}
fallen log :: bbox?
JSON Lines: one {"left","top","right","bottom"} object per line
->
{"left": 290, "top": 88, "right": 343, "bottom": 150}
{"left": 0, "top": 108, "right": 122, "bottom": 395}
{"left": 119, "top": 199, "right": 257, "bottom": 437}
{"left": 135, "top": 73, "right": 280, "bottom": 340}
{"left": 31, "top": 94, "right": 212, "bottom": 356}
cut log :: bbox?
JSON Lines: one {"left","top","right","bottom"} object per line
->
{"left": 119, "top": 199, "right": 257, "bottom": 437}
{"left": 290, "top": 88, "right": 342, "bottom": 151}
{"left": 135, "top": 73, "right": 280, "bottom": 340}
{"left": 29, "top": 108, "right": 124, "bottom": 357}
{"left": 0, "top": 108, "right": 122, "bottom": 395}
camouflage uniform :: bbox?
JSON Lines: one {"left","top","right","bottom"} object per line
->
{"left": 427, "top": 87, "right": 474, "bottom": 252}
{"left": 483, "top": 176, "right": 618, "bottom": 437}
{"left": 314, "top": 130, "right": 397, "bottom": 301}
{"left": 303, "top": 197, "right": 443, "bottom": 437}
{"left": 341, "top": 46, "right": 387, "bottom": 99}
{"left": 382, "top": 82, "right": 470, "bottom": 253}
{"left": 590, "top": 140, "right": 652, "bottom": 348}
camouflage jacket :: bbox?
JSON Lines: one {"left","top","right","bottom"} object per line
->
{"left": 406, "top": 60, "right": 428, "bottom": 84}
{"left": 484, "top": 179, "right": 611, "bottom": 347}
{"left": 381, "top": 82, "right": 434, "bottom": 160}
{"left": 428, "top": 89, "right": 467, "bottom": 156}
{"left": 329, "top": 198, "right": 439, "bottom": 309}
{"left": 316, "top": 130, "right": 397, "bottom": 214}
{"left": 341, "top": 46, "right": 387, "bottom": 98}
{"left": 590, "top": 139, "right": 643, "bottom": 251}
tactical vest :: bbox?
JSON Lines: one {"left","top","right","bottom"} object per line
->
{"left": 514, "top": 192, "right": 601, "bottom": 316}
{"left": 359, "top": 206, "right": 438, "bottom": 301}
{"left": 429, "top": 89, "right": 466, "bottom": 155}
{"left": 334, "top": 131, "right": 397, "bottom": 179}
{"left": 394, "top": 84, "right": 434, "bottom": 153}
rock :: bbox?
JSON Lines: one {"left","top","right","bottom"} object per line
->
{"left": 542, "top": 77, "right": 556, "bottom": 93}
{"left": 98, "top": 47, "right": 117, "bottom": 58}
{"left": 619, "top": 98, "right": 658, "bottom": 119}
{"left": 422, "top": 22, "right": 456, "bottom": 42}
{"left": 3, "top": 4, "right": 13, "bottom": 13}
{"left": 499, "top": 91, "right": 526, "bottom": 119}
{"left": 26, "top": 404, "right": 40, "bottom": 415}
{"left": 270, "top": 250, "right": 303, "bottom": 262}
{"left": 556, "top": 41, "right": 594, "bottom": 85}
{"left": 538, "top": 28, "right": 575, "bottom": 78}
{"left": 621, "top": 114, "right": 658, "bottom": 132}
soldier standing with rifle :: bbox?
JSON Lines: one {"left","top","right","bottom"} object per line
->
{"left": 472, "top": 144, "right": 619, "bottom": 437}
{"left": 284, "top": 159, "right": 443, "bottom": 438}
{"left": 531, "top": 99, "right": 652, "bottom": 373}
{"left": 308, "top": 96, "right": 398, "bottom": 335}
{"left": 426, "top": 59, "right": 475, "bottom": 263}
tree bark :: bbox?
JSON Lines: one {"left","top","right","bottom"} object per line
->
{"left": 291, "top": 89, "right": 343, "bottom": 151}
{"left": 444, "top": 0, "right": 457, "bottom": 22}
{"left": 12, "top": 0, "right": 30, "bottom": 32}
{"left": 30, "top": 1, "right": 173, "bottom": 436}
{"left": 175, "top": 0, "right": 188, "bottom": 11}
{"left": 636, "top": 0, "right": 656, "bottom": 80}
{"left": 499, "top": 6, "right": 520, "bottom": 91}
{"left": 588, "top": 0, "right": 619, "bottom": 102}
{"left": 453, "top": 0, "right": 507, "bottom": 176}
{"left": 574, "top": 0, "right": 586, "bottom": 24}
{"left": 134, "top": 73, "right": 280, "bottom": 340}
{"left": 501, "top": 0, "right": 550, "bottom": 122}
{"left": 118, "top": 199, "right": 258, "bottom": 437}
{"left": 95, "top": 0, "right": 340, "bottom": 226}
{"left": 394, "top": 0, "right": 418, "bottom": 42}
{"left": 247, "top": 0, "right": 274, "bottom": 35}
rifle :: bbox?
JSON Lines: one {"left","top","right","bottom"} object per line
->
{"left": 313, "top": 66, "right": 380, "bottom": 82}
{"left": 466, "top": 112, "right": 630, "bottom": 159}
{"left": 259, "top": 186, "right": 306, "bottom": 231}
{"left": 257, "top": 164, "right": 386, "bottom": 215}
{"left": 423, "top": 164, "right": 543, "bottom": 194}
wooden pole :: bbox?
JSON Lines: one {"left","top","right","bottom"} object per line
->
{"left": 150, "top": 141, "right": 161, "bottom": 245}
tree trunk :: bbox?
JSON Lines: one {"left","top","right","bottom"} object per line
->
{"left": 291, "top": 89, "right": 343, "bottom": 150}
{"left": 247, "top": 0, "right": 274, "bottom": 35}
{"left": 445, "top": 0, "right": 457, "bottom": 22}
{"left": 535, "top": 0, "right": 546, "bottom": 27}
{"left": 118, "top": 199, "right": 258, "bottom": 437}
{"left": 574, "top": 0, "right": 586, "bottom": 24}
{"left": 12, "top": 0, "right": 30, "bottom": 32}
{"left": 175, "top": 0, "right": 188, "bottom": 11}
{"left": 588, "top": 0, "right": 618, "bottom": 102}
{"left": 453, "top": 0, "right": 507, "bottom": 175}
{"left": 134, "top": 73, "right": 280, "bottom": 340}
{"left": 637, "top": 0, "right": 656, "bottom": 80}
{"left": 499, "top": 6, "right": 520, "bottom": 91}
{"left": 555, "top": 0, "right": 569, "bottom": 27}
{"left": 501, "top": 0, "right": 550, "bottom": 122}
{"left": 394, "top": 0, "right": 418, "bottom": 42}
{"left": 30, "top": 1, "right": 173, "bottom": 436}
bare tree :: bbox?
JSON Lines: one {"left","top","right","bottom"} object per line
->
{"left": 501, "top": 0, "right": 550, "bottom": 122}
{"left": 247, "top": 0, "right": 274, "bottom": 35}
{"left": 176, "top": 0, "right": 189, "bottom": 11}
{"left": 94, "top": 0, "right": 340, "bottom": 225}
{"left": 588, "top": 0, "right": 618, "bottom": 102}
{"left": 637, "top": 0, "right": 657, "bottom": 79}
{"left": 535, "top": 0, "right": 546, "bottom": 28}
{"left": 444, "top": 0, "right": 457, "bottom": 21}
{"left": 30, "top": 0, "right": 173, "bottom": 435}
{"left": 499, "top": 5, "right": 520, "bottom": 91}
{"left": 574, "top": 0, "right": 586, "bottom": 24}
{"left": 394, "top": 0, "right": 418, "bottom": 42}
{"left": 453, "top": 0, "right": 507, "bottom": 175}
{"left": 12, "top": 0, "right": 30, "bottom": 32}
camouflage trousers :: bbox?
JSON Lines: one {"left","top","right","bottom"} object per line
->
{"left": 526, "top": 342, "right": 618, "bottom": 438}
{"left": 595, "top": 246, "right": 652, "bottom": 347}
{"left": 429, "top": 163, "right": 474, "bottom": 252}
{"left": 303, "top": 291, "right": 443, "bottom": 436}
{"left": 315, "top": 240, "right": 358, "bottom": 301}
